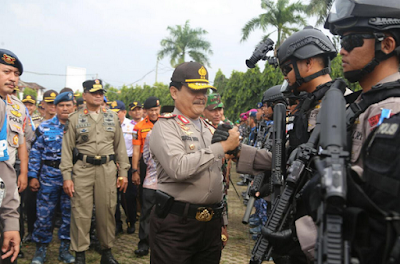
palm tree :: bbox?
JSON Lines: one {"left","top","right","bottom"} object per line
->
{"left": 241, "top": 0, "right": 307, "bottom": 47}
{"left": 306, "top": 0, "right": 334, "bottom": 26}
{"left": 157, "top": 20, "right": 213, "bottom": 68}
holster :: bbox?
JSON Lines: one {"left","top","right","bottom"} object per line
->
{"left": 73, "top": 148, "right": 79, "bottom": 165}
{"left": 155, "top": 190, "right": 174, "bottom": 218}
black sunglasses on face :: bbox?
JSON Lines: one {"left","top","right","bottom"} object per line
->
{"left": 280, "top": 63, "right": 293, "bottom": 77}
{"left": 340, "top": 33, "right": 376, "bottom": 52}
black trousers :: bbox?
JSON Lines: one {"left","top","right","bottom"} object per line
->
{"left": 24, "top": 184, "right": 37, "bottom": 234}
{"left": 138, "top": 156, "right": 147, "bottom": 207}
{"left": 115, "top": 157, "right": 138, "bottom": 226}
{"left": 149, "top": 209, "right": 222, "bottom": 264}
{"left": 138, "top": 188, "right": 156, "bottom": 250}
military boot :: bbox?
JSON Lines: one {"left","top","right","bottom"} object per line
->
{"left": 58, "top": 240, "right": 75, "bottom": 263}
{"left": 75, "top": 251, "right": 85, "bottom": 264}
{"left": 100, "top": 248, "right": 119, "bottom": 264}
{"left": 31, "top": 243, "right": 48, "bottom": 264}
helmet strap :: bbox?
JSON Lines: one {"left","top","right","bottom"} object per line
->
{"left": 290, "top": 58, "right": 332, "bottom": 95}
{"left": 344, "top": 35, "right": 398, "bottom": 83}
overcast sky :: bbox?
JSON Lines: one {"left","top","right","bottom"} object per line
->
{"left": 1, "top": 0, "right": 318, "bottom": 92}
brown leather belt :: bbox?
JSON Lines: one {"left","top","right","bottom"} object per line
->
{"left": 77, "top": 153, "right": 115, "bottom": 166}
{"left": 169, "top": 200, "right": 224, "bottom": 222}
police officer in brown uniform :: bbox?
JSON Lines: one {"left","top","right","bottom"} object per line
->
{"left": 0, "top": 49, "right": 22, "bottom": 263}
{"left": 149, "top": 62, "right": 240, "bottom": 264}
{"left": 60, "top": 79, "right": 130, "bottom": 264}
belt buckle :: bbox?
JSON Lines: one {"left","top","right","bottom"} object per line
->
{"left": 94, "top": 156, "right": 102, "bottom": 160}
{"left": 195, "top": 207, "right": 214, "bottom": 222}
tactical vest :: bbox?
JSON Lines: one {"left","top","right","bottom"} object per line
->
{"left": 348, "top": 112, "right": 400, "bottom": 264}
{"left": 289, "top": 80, "right": 341, "bottom": 153}
{"left": 343, "top": 80, "right": 400, "bottom": 264}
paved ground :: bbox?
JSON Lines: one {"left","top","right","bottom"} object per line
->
{"left": 18, "top": 167, "right": 273, "bottom": 264}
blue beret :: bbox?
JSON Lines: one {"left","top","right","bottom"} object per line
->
{"left": 0, "top": 49, "right": 23, "bottom": 75}
{"left": 257, "top": 102, "right": 263, "bottom": 109}
{"left": 110, "top": 100, "right": 126, "bottom": 112}
{"left": 54, "top": 92, "right": 73, "bottom": 105}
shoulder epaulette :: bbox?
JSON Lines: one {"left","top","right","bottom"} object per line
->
{"left": 32, "top": 115, "right": 41, "bottom": 121}
{"left": 159, "top": 113, "right": 177, "bottom": 119}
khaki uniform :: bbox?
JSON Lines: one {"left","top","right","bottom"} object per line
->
{"left": 0, "top": 99, "right": 20, "bottom": 232}
{"left": 150, "top": 108, "right": 225, "bottom": 205}
{"left": 149, "top": 108, "right": 226, "bottom": 264}
{"left": 5, "top": 95, "right": 26, "bottom": 166}
{"left": 60, "top": 106, "right": 129, "bottom": 252}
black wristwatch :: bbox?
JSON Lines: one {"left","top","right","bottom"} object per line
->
{"left": 132, "top": 169, "right": 138, "bottom": 173}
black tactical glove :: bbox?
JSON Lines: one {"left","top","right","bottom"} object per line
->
{"left": 211, "top": 123, "right": 232, "bottom": 144}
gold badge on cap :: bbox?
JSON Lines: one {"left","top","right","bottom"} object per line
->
{"left": 27, "top": 96, "right": 31, "bottom": 99}
{"left": 198, "top": 66, "right": 207, "bottom": 79}
{"left": 111, "top": 101, "right": 118, "bottom": 108}
{"left": 50, "top": 92, "right": 56, "bottom": 98}
{"left": 2, "top": 54, "right": 16, "bottom": 65}
{"left": 189, "top": 144, "right": 195, "bottom": 150}
{"left": 156, "top": 100, "right": 160, "bottom": 106}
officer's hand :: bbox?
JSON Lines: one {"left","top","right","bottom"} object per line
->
{"left": 1, "top": 230, "right": 20, "bottom": 262}
{"left": 117, "top": 177, "right": 128, "bottom": 193}
{"left": 211, "top": 123, "right": 232, "bottom": 144}
{"left": 220, "top": 127, "right": 240, "bottom": 153}
{"left": 63, "top": 180, "right": 74, "bottom": 198}
{"left": 29, "top": 178, "right": 40, "bottom": 192}
{"left": 221, "top": 226, "right": 229, "bottom": 249}
{"left": 18, "top": 173, "right": 28, "bottom": 193}
{"left": 132, "top": 171, "right": 140, "bottom": 185}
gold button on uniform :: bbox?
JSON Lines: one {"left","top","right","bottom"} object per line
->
{"left": 189, "top": 144, "right": 195, "bottom": 150}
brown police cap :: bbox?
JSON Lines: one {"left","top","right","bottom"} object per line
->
{"left": 171, "top": 62, "right": 216, "bottom": 91}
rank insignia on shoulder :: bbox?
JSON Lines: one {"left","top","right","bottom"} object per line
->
{"left": 177, "top": 115, "right": 190, "bottom": 124}
{"left": 160, "top": 113, "right": 176, "bottom": 119}
{"left": 12, "top": 104, "right": 20, "bottom": 110}
{"left": 11, "top": 110, "right": 21, "bottom": 117}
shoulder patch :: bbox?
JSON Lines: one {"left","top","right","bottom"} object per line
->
{"left": 368, "top": 114, "right": 380, "bottom": 129}
{"left": 159, "top": 113, "right": 176, "bottom": 119}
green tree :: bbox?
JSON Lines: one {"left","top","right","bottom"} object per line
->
{"left": 241, "top": 0, "right": 307, "bottom": 47}
{"left": 22, "top": 87, "right": 37, "bottom": 98}
{"left": 306, "top": 0, "right": 334, "bottom": 26}
{"left": 158, "top": 20, "right": 213, "bottom": 67}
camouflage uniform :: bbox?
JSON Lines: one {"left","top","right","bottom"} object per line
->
{"left": 28, "top": 116, "right": 71, "bottom": 243}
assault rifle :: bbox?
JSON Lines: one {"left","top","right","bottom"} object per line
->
{"left": 255, "top": 121, "right": 267, "bottom": 149}
{"left": 242, "top": 172, "right": 265, "bottom": 224}
{"left": 249, "top": 115, "right": 320, "bottom": 264}
{"left": 270, "top": 103, "right": 287, "bottom": 205}
{"left": 314, "top": 85, "right": 350, "bottom": 264}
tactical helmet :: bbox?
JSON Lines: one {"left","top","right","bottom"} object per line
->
{"left": 276, "top": 26, "right": 337, "bottom": 94}
{"left": 325, "top": 0, "right": 400, "bottom": 82}
{"left": 277, "top": 26, "right": 337, "bottom": 64}
{"left": 262, "top": 85, "right": 287, "bottom": 105}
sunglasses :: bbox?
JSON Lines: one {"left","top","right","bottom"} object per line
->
{"left": 280, "top": 63, "right": 293, "bottom": 77}
{"left": 340, "top": 33, "right": 376, "bottom": 52}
